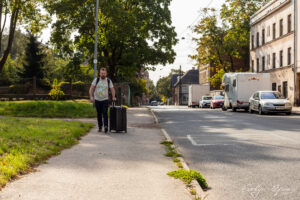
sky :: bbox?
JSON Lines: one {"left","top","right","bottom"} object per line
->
{"left": 149, "top": 0, "right": 225, "bottom": 84}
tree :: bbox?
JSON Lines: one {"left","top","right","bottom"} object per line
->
{"left": 0, "top": 0, "right": 50, "bottom": 72}
{"left": 0, "top": 56, "right": 21, "bottom": 85}
{"left": 156, "top": 69, "right": 183, "bottom": 99}
{"left": 156, "top": 76, "right": 172, "bottom": 99}
{"left": 220, "top": 0, "right": 265, "bottom": 69}
{"left": 63, "top": 53, "right": 83, "bottom": 82}
{"left": 45, "top": 0, "right": 178, "bottom": 82}
{"left": 190, "top": 9, "right": 227, "bottom": 71}
{"left": 19, "top": 34, "right": 46, "bottom": 82}
{"left": 191, "top": 0, "right": 264, "bottom": 87}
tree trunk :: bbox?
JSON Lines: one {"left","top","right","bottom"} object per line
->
{"left": 0, "top": 7, "right": 19, "bottom": 72}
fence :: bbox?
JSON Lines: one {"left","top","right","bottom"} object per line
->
{"left": 0, "top": 77, "right": 136, "bottom": 106}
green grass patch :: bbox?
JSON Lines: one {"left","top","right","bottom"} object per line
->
{"left": 0, "top": 117, "right": 94, "bottom": 188}
{"left": 160, "top": 141, "right": 173, "bottom": 146}
{"left": 164, "top": 151, "right": 183, "bottom": 158}
{"left": 161, "top": 140, "right": 182, "bottom": 158}
{"left": 167, "top": 169, "right": 209, "bottom": 190}
{"left": 0, "top": 101, "right": 97, "bottom": 118}
{"left": 176, "top": 162, "right": 183, "bottom": 168}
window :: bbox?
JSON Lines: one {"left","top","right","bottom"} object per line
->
{"left": 280, "top": 19, "right": 283, "bottom": 36}
{"left": 273, "top": 53, "right": 276, "bottom": 69}
{"left": 257, "top": 32, "right": 260, "bottom": 47}
{"left": 273, "top": 23, "right": 276, "bottom": 39}
{"left": 262, "top": 56, "right": 265, "bottom": 71}
{"left": 278, "top": 85, "right": 282, "bottom": 93}
{"left": 283, "top": 81, "right": 288, "bottom": 98}
{"left": 251, "top": 35, "right": 255, "bottom": 49}
{"left": 288, "top": 47, "right": 292, "bottom": 65}
{"left": 267, "top": 54, "right": 271, "bottom": 66}
{"left": 257, "top": 58, "right": 260, "bottom": 72}
{"left": 253, "top": 93, "right": 259, "bottom": 100}
{"left": 280, "top": 50, "right": 283, "bottom": 67}
{"left": 262, "top": 29, "right": 265, "bottom": 45}
{"left": 233, "top": 80, "right": 237, "bottom": 87}
{"left": 288, "top": 14, "right": 292, "bottom": 33}
{"left": 272, "top": 83, "right": 277, "bottom": 91}
{"left": 252, "top": 60, "right": 254, "bottom": 72}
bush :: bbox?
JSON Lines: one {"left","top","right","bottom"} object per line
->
{"left": 49, "top": 79, "right": 65, "bottom": 100}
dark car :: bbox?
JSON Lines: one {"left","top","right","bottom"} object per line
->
{"left": 210, "top": 95, "right": 224, "bottom": 109}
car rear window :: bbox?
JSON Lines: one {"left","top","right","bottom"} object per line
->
{"left": 214, "top": 96, "right": 224, "bottom": 100}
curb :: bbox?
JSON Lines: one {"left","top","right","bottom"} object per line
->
{"left": 150, "top": 109, "right": 206, "bottom": 199}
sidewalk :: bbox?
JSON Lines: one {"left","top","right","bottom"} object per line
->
{"left": 293, "top": 107, "right": 300, "bottom": 115}
{"left": 0, "top": 108, "right": 191, "bottom": 200}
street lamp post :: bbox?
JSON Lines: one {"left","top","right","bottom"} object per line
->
{"left": 93, "top": 0, "right": 99, "bottom": 79}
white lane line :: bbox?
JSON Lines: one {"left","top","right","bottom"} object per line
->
{"left": 187, "top": 135, "right": 234, "bottom": 146}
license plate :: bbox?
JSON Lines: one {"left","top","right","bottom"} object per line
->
{"left": 276, "top": 107, "right": 285, "bottom": 110}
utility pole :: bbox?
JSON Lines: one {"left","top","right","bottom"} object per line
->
{"left": 294, "top": 0, "right": 298, "bottom": 105}
{"left": 179, "top": 65, "right": 182, "bottom": 105}
{"left": 93, "top": 0, "right": 99, "bottom": 79}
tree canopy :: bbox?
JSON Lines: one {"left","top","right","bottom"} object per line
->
{"left": 45, "top": 0, "right": 178, "bottom": 82}
{"left": 0, "top": 0, "right": 50, "bottom": 72}
{"left": 191, "top": 0, "right": 264, "bottom": 87}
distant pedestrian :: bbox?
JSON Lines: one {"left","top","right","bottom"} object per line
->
{"left": 89, "top": 67, "right": 116, "bottom": 133}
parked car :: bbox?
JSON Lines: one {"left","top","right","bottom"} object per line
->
{"left": 150, "top": 101, "right": 158, "bottom": 106}
{"left": 199, "top": 96, "right": 212, "bottom": 108}
{"left": 158, "top": 101, "right": 165, "bottom": 105}
{"left": 222, "top": 73, "right": 271, "bottom": 112}
{"left": 210, "top": 96, "right": 224, "bottom": 109}
{"left": 249, "top": 91, "right": 292, "bottom": 115}
{"left": 188, "top": 84, "right": 210, "bottom": 108}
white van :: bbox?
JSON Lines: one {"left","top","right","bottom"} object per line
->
{"left": 188, "top": 84, "right": 210, "bottom": 108}
{"left": 222, "top": 73, "right": 271, "bottom": 111}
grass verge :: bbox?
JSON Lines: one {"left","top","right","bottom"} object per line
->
{"left": 0, "top": 117, "right": 94, "bottom": 189}
{"left": 0, "top": 101, "right": 97, "bottom": 118}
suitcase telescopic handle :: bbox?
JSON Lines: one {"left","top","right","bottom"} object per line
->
{"left": 112, "top": 101, "right": 116, "bottom": 107}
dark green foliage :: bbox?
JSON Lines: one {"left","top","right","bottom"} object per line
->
{"left": 19, "top": 34, "right": 46, "bottom": 81}
{"left": 46, "top": 0, "right": 178, "bottom": 82}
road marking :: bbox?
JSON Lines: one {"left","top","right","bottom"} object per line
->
{"left": 187, "top": 135, "right": 234, "bottom": 146}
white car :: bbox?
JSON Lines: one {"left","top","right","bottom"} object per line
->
{"left": 249, "top": 91, "right": 292, "bottom": 115}
{"left": 199, "top": 96, "right": 212, "bottom": 108}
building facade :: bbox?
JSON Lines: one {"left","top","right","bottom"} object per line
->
{"left": 174, "top": 68, "right": 199, "bottom": 105}
{"left": 250, "top": 0, "right": 300, "bottom": 105}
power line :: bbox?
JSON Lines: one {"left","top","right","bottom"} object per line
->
{"left": 178, "top": 0, "right": 215, "bottom": 38}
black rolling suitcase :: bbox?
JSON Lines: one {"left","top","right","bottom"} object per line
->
{"left": 109, "top": 103, "right": 127, "bottom": 133}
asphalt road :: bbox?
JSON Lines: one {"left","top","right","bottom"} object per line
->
{"left": 152, "top": 106, "right": 300, "bottom": 200}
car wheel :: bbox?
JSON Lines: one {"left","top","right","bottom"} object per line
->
{"left": 259, "top": 105, "right": 264, "bottom": 115}
{"left": 222, "top": 106, "right": 227, "bottom": 111}
{"left": 249, "top": 107, "right": 254, "bottom": 114}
